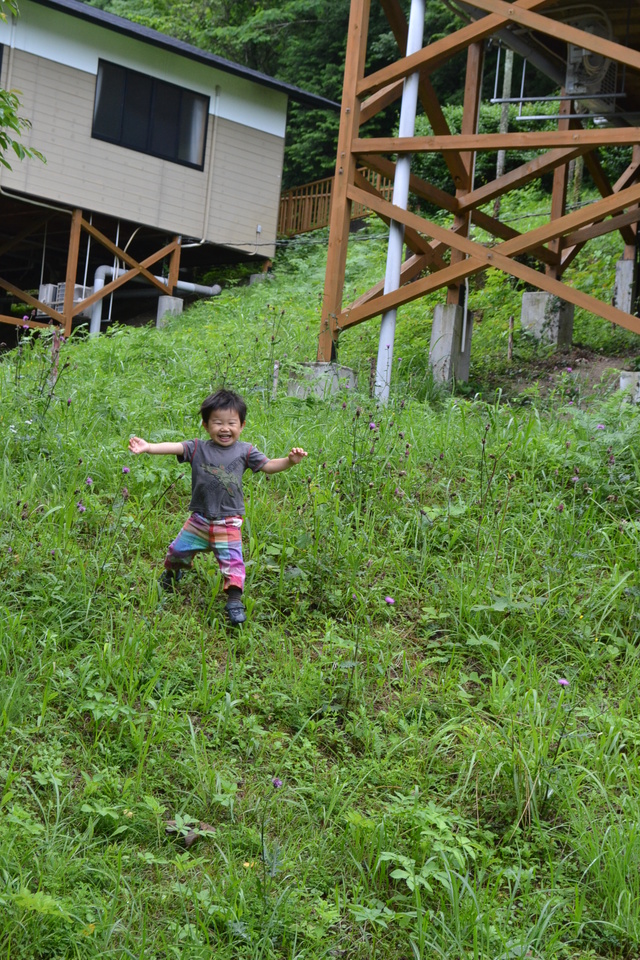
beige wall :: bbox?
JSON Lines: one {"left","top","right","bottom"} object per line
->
{"left": 1, "top": 49, "right": 282, "bottom": 255}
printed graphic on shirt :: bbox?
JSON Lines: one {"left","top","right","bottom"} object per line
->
{"left": 201, "top": 457, "right": 244, "bottom": 498}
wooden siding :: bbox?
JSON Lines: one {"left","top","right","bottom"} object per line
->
{"left": 206, "top": 117, "right": 284, "bottom": 256}
{"left": 1, "top": 50, "right": 284, "bottom": 251}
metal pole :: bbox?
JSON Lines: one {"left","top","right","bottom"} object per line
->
{"left": 374, "top": 0, "right": 425, "bottom": 402}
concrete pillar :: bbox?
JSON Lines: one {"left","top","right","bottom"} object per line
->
{"left": 520, "top": 292, "right": 573, "bottom": 346}
{"left": 429, "top": 304, "right": 473, "bottom": 382}
{"left": 286, "top": 362, "right": 357, "bottom": 399}
{"left": 620, "top": 371, "right": 640, "bottom": 402}
{"left": 613, "top": 259, "right": 637, "bottom": 315}
{"left": 156, "top": 296, "right": 183, "bottom": 328}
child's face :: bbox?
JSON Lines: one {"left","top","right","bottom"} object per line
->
{"left": 203, "top": 407, "right": 245, "bottom": 447}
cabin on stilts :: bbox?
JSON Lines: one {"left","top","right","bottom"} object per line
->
{"left": 0, "top": 0, "right": 336, "bottom": 337}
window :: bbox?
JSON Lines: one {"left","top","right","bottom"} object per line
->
{"left": 92, "top": 61, "right": 209, "bottom": 169}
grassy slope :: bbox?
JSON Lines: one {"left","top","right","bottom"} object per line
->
{"left": 2, "top": 212, "right": 640, "bottom": 959}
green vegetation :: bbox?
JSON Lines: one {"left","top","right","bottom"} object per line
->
{"left": 2, "top": 203, "right": 640, "bottom": 958}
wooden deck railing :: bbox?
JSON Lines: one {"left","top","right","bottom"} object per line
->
{"left": 278, "top": 167, "right": 394, "bottom": 237}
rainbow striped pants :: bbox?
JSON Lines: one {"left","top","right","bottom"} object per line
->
{"left": 164, "top": 513, "right": 245, "bottom": 591}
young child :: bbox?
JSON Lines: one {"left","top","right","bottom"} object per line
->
{"left": 128, "top": 388, "right": 307, "bottom": 625}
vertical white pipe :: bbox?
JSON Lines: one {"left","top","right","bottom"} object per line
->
{"left": 374, "top": 0, "right": 425, "bottom": 402}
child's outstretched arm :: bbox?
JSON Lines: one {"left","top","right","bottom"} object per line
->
{"left": 129, "top": 436, "right": 185, "bottom": 456}
{"left": 261, "top": 447, "right": 308, "bottom": 475}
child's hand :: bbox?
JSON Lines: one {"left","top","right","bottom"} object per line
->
{"left": 129, "top": 436, "right": 150, "bottom": 455}
{"left": 288, "top": 447, "right": 308, "bottom": 465}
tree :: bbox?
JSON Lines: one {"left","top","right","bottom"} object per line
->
{"left": 0, "top": 0, "right": 44, "bottom": 168}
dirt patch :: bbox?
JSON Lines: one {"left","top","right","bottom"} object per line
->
{"left": 497, "top": 347, "right": 636, "bottom": 400}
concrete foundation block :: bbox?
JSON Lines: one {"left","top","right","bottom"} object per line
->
{"left": 429, "top": 304, "right": 473, "bottom": 382}
{"left": 521, "top": 292, "right": 573, "bottom": 346}
{"left": 613, "top": 259, "right": 637, "bottom": 315}
{"left": 156, "top": 296, "right": 183, "bottom": 328}
{"left": 286, "top": 362, "right": 357, "bottom": 399}
{"left": 620, "top": 371, "right": 640, "bottom": 402}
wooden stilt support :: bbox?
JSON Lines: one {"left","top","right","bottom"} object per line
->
{"left": 318, "top": 0, "right": 371, "bottom": 361}
{"left": 63, "top": 209, "right": 82, "bottom": 337}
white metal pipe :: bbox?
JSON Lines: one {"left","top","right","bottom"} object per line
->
{"left": 89, "top": 265, "right": 221, "bottom": 335}
{"left": 374, "top": 0, "right": 425, "bottom": 402}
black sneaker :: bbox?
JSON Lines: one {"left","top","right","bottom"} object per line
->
{"left": 224, "top": 597, "right": 246, "bottom": 626}
{"left": 159, "top": 569, "right": 184, "bottom": 591}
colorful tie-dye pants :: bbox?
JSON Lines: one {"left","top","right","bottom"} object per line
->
{"left": 164, "top": 513, "right": 245, "bottom": 591}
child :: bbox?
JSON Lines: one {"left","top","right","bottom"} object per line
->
{"left": 128, "top": 388, "right": 307, "bottom": 625}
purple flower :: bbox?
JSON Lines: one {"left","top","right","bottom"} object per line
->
{"left": 369, "top": 422, "right": 376, "bottom": 430}
{"left": 22, "top": 315, "right": 29, "bottom": 322}
{"left": 596, "top": 424, "right": 605, "bottom": 430}
{"left": 558, "top": 678, "right": 569, "bottom": 687}
{"left": 122, "top": 487, "right": 129, "bottom": 499}
{"left": 272, "top": 777, "right": 283, "bottom": 789}
{"left": 122, "top": 465, "right": 130, "bottom": 474}
{"left": 568, "top": 401, "right": 574, "bottom": 406}
{"left": 51, "top": 549, "right": 56, "bottom": 556}
{"left": 384, "top": 596, "right": 395, "bottom": 605}
{"left": 557, "top": 502, "right": 565, "bottom": 513}
{"left": 341, "top": 402, "right": 347, "bottom": 409}
{"left": 7, "top": 547, "right": 12, "bottom": 553}
{"left": 85, "top": 477, "right": 93, "bottom": 486}
{"left": 571, "top": 476, "right": 579, "bottom": 483}
{"left": 22, "top": 324, "right": 29, "bottom": 331}
{"left": 77, "top": 501, "right": 86, "bottom": 513}
{"left": 352, "top": 593, "right": 357, "bottom": 600}
{"left": 67, "top": 398, "right": 72, "bottom": 406}
{"left": 566, "top": 367, "right": 572, "bottom": 373}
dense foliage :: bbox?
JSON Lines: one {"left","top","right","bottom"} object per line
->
{"left": 2, "top": 202, "right": 640, "bottom": 956}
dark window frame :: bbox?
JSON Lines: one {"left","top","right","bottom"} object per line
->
{"left": 92, "top": 60, "right": 209, "bottom": 171}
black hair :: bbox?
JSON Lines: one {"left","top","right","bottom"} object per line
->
{"left": 200, "top": 389, "right": 247, "bottom": 425}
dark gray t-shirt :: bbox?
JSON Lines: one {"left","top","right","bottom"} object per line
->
{"left": 178, "top": 439, "right": 268, "bottom": 518}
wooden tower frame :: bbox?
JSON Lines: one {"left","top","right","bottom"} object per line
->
{"left": 318, "top": 0, "right": 640, "bottom": 364}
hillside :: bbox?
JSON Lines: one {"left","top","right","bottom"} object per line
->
{"left": 2, "top": 226, "right": 640, "bottom": 959}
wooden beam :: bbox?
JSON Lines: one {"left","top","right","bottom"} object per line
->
{"left": 546, "top": 93, "right": 570, "bottom": 279}
{"left": 583, "top": 150, "right": 636, "bottom": 246}
{"left": 458, "top": 146, "right": 586, "bottom": 212}
{"left": 448, "top": 41, "right": 484, "bottom": 307}
{"left": 63, "top": 209, "right": 83, "bottom": 336}
{"left": 563, "top": 208, "right": 640, "bottom": 247}
{"left": 0, "top": 278, "right": 65, "bottom": 325}
{"left": 360, "top": 80, "right": 405, "bottom": 124}
{"left": 318, "top": 0, "right": 371, "bottom": 361}
{"left": 344, "top": 251, "right": 433, "bottom": 316}
{"left": 167, "top": 236, "right": 181, "bottom": 295}
{"left": 357, "top": 0, "right": 552, "bottom": 96}
{"left": 0, "top": 312, "right": 60, "bottom": 331}
{"left": 353, "top": 128, "right": 640, "bottom": 154}
{"left": 462, "top": 0, "right": 640, "bottom": 76}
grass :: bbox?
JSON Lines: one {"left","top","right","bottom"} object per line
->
{"left": 2, "top": 210, "right": 640, "bottom": 958}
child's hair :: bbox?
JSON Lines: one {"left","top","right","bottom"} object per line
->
{"left": 200, "top": 389, "right": 247, "bottom": 425}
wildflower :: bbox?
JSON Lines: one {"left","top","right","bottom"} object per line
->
{"left": 557, "top": 502, "right": 565, "bottom": 512}
{"left": 77, "top": 501, "right": 86, "bottom": 513}
{"left": 7, "top": 547, "right": 12, "bottom": 553}
{"left": 566, "top": 367, "right": 572, "bottom": 373}
{"left": 341, "top": 402, "right": 347, "bottom": 409}
{"left": 272, "top": 777, "right": 283, "bottom": 789}
{"left": 558, "top": 678, "right": 569, "bottom": 687}
{"left": 352, "top": 593, "right": 357, "bottom": 600}
{"left": 384, "top": 596, "right": 395, "bottom": 605}
{"left": 51, "top": 549, "right": 55, "bottom": 556}
{"left": 122, "top": 487, "right": 129, "bottom": 499}
{"left": 568, "top": 401, "right": 574, "bottom": 406}
{"left": 67, "top": 398, "right": 72, "bottom": 406}
{"left": 399, "top": 431, "right": 405, "bottom": 439}
{"left": 394, "top": 487, "right": 404, "bottom": 497}
{"left": 571, "top": 476, "right": 579, "bottom": 483}
{"left": 22, "top": 315, "right": 28, "bottom": 321}
{"left": 596, "top": 424, "right": 605, "bottom": 430}
{"left": 369, "top": 421, "right": 376, "bottom": 430}
{"left": 22, "top": 324, "right": 29, "bottom": 331}
{"left": 122, "top": 465, "right": 130, "bottom": 474}
{"left": 86, "top": 477, "right": 93, "bottom": 486}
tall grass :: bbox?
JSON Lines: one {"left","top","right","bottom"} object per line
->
{"left": 1, "top": 218, "right": 640, "bottom": 958}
